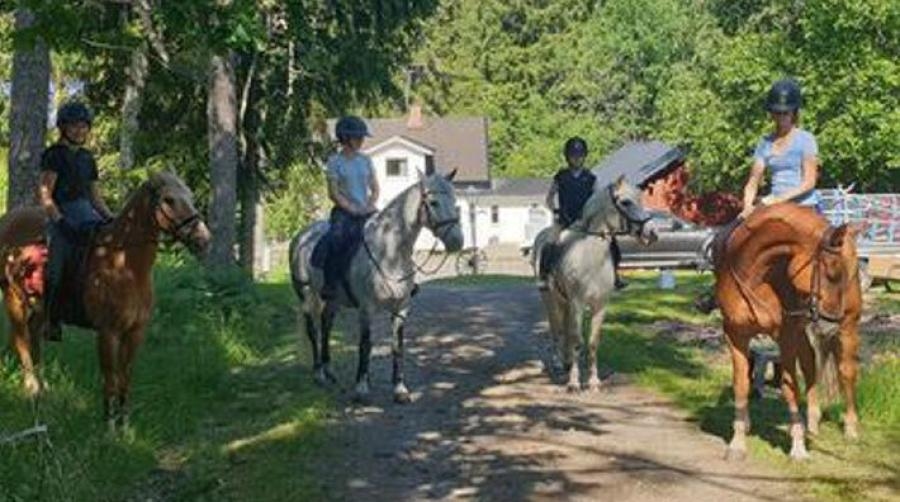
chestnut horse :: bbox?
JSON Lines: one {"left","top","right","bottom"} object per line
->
{"left": 0, "top": 172, "right": 210, "bottom": 429}
{"left": 714, "top": 204, "right": 862, "bottom": 461}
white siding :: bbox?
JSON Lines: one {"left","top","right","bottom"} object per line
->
{"left": 365, "top": 140, "right": 552, "bottom": 251}
{"left": 368, "top": 145, "right": 425, "bottom": 208}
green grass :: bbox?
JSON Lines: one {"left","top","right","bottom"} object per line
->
{"left": 600, "top": 271, "right": 900, "bottom": 502}
{"left": 0, "top": 255, "right": 334, "bottom": 501}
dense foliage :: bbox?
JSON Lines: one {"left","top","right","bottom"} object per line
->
{"left": 412, "top": 0, "right": 899, "bottom": 191}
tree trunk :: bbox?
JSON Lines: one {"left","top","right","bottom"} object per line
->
{"left": 119, "top": 42, "right": 148, "bottom": 170}
{"left": 238, "top": 52, "right": 266, "bottom": 275}
{"left": 7, "top": 9, "right": 50, "bottom": 211}
{"left": 238, "top": 147, "right": 260, "bottom": 272}
{"left": 206, "top": 52, "right": 239, "bottom": 268}
{"left": 238, "top": 153, "right": 267, "bottom": 276}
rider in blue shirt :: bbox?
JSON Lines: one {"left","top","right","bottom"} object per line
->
{"left": 321, "top": 116, "right": 380, "bottom": 300}
{"left": 741, "top": 78, "right": 821, "bottom": 217}
{"left": 696, "top": 78, "right": 821, "bottom": 313}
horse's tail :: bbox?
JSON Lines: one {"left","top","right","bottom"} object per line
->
{"left": 807, "top": 323, "right": 840, "bottom": 404}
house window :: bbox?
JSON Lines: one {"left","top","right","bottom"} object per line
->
{"left": 491, "top": 205, "right": 500, "bottom": 224}
{"left": 386, "top": 158, "right": 408, "bottom": 177}
{"left": 425, "top": 155, "right": 435, "bottom": 175}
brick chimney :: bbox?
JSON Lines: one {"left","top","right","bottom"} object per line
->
{"left": 406, "top": 101, "right": 424, "bottom": 129}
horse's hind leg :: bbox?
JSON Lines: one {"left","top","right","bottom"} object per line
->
{"left": 5, "top": 292, "right": 41, "bottom": 396}
{"left": 298, "top": 290, "right": 323, "bottom": 383}
{"left": 116, "top": 327, "right": 146, "bottom": 430}
{"left": 563, "top": 303, "right": 583, "bottom": 393}
{"left": 354, "top": 310, "right": 373, "bottom": 400}
{"left": 97, "top": 331, "right": 121, "bottom": 432}
{"left": 724, "top": 329, "right": 751, "bottom": 461}
{"left": 391, "top": 307, "right": 411, "bottom": 404}
{"left": 585, "top": 307, "right": 607, "bottom": 392}
{"left": 778, "top": 321, "right": 809, "bottom": 460}
{"left": 542, "top": 291, "right": 567, "bottom": 378}
{"left": 317, "top": 302, "right": 338, "bottom": 385}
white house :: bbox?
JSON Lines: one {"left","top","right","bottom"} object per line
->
{"left": 330, "top": 106, "right": 552, "bottom": 251}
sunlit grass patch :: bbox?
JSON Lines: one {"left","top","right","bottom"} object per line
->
{"left": 0, "top": 253, "right": 333, "bottom": 501}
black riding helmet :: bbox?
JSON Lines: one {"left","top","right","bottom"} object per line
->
{"left": 335, "top": 115, "right": 370, "bottom": 142}
{"left": 563, "top": 136, "right": 588, "bottom": 158}
{"left": 765, "top": 78, "right": 802, "bottom": 113}
{"left": 56, "top": 101, "right": 93, "bottom": 128}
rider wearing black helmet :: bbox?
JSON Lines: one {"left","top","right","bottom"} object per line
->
{"left": 38, "top": 101, "right": 114, "bottom": 340}
{"left": 319, "top": 115, "right": 380, "bottom": 301}
{"left": 741, "top": 77, "right": 821, "bottom": 217}
{"left": 696, "top": 77, "right": 821, "bottom": 313}
{"left": 539, "top": 137, "right": 628, "bottom": 290}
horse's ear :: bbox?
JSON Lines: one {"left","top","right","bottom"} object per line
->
{"left": 445, "top": 168, "right": 458, "bottom": 182}
{"left": 828, "top": 224, "right": 851, "bottom": 249}
{"left": 615, "top": 175, "right": 626, "bottom": 190}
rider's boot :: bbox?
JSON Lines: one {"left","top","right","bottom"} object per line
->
{"left": 44, "top": 224, "right": 67, "bottom": 342}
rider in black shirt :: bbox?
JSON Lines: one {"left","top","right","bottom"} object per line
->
{"left": 540, "top": 137, "right": 626, "bottom": 290}
{"left": 38, "top": 101, "right": 114, "bottom": 340}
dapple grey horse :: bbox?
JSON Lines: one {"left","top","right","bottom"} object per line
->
{"left": 289, "top": 171, "right": 464, "bottom": 402}
{"left": 532, "top": 176, "right": 656, "bottom": 391}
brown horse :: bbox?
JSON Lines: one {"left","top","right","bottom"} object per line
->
{"left": 0, "top": 171, "right": 210, "bottom": 429}
{"left": 714, "top": 203, "right": 862, "bottom": 461}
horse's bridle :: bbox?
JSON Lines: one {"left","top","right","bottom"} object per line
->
{"left": 149, "top": 186, "right": 203, "bottom": 245}
{"left": 419, "top": 184, "right": 461, "bottom": 240}
{"left": 607, "top": 184, "right": 650, "bottom": 237}
{"left": 786, "top": 228, "right": 846, "bottom": 323}
{"left": 733, "top": 225, "right": 847, "bottom": 325}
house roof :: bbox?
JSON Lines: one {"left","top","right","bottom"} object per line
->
{"left": 460, "top": 177, "right": 550, "bottom": 206}
{"left": 329, "top": 115, "right": 490, "bottom": 182}
{"left": 363, "top": 135, "right": 435, "bottom": 157}
{"left": 491, "top": 178, "right": 551, "bottom": 197}
{"left": 592, "top": 141, "right": 687, "bottom": 188}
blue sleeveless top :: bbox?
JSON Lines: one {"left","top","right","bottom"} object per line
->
{"left": 752, "top": 128, "right": 820, "bottom": 207}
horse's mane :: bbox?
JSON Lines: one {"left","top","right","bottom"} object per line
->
{"left": 117, "top": 171, "right": 186, "bottom": 214}
{"left": 735, "top": 204, "right": 828, "bottom": 250}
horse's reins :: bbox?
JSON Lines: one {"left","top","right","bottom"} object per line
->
{"left": 729, "top": 225, "right": 846, "bottom": 325}
{"left": 360, "top": 183, "right": 461, "bottom": 285}
{"left": 571, "top": 185, "right": 650, "bottom": 238}
{"left": 784, "top": 228, "right": 846, "bottom": 323}
{"left": 71, "top": 184, "right": 200, "bottom": 251}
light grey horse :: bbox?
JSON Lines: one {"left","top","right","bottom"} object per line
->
{"left": 532, "top": 176, "right": 656, "bottom": 391}
{"left": 289, "top": 171, "right": 464, "bottom": 402}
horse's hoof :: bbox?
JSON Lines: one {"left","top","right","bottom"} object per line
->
{"left": 586, "top": 378, "right": 602, "bottom": 392}
{"left": 724, "top": 447, "right": 747, "bottom": 461}
{"left": 23, "top": 375, "right": 42, "bottom": 398}
{"left": 393, "top": 384, "right": 411, "bottom": 404}
{"left": 353, "top": 381, "right": 371, "bottom": 403}
{"left": 566, "top": 382, "right": 581, "bottom": 394}
{"left": 313, "top": 368, "right": 337, "bottom": 386}
{"left": 789, "top": 447, "right": 810, "bottom": 461}
{"left": 844, "top": 424, "right": 860, "bottom": 441}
